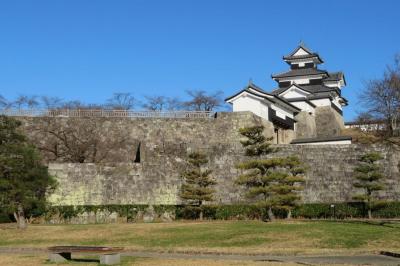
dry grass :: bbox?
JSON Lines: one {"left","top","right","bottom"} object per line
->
{"left": 0, "top": 254, "right": 360, "bottom": 266}
{"left": 1, "top": 220, "right": 400, "bottom": 256}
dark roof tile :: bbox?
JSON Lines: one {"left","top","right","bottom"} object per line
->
{"left": 272, "top": 68, "right": 328, "bottom": 79}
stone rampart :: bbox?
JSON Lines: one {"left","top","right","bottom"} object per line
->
{"left": 48, "top": 143, "right": 400, "bottom": 205}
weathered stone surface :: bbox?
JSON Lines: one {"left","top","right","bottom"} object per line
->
{"left": 13, "top": 111, "right": 400, "bottom": 206}
{"left": 48, "top": 143, "right": 400, "bottom": 205}
{"left": 315, "top": 106, "right": 344, "bottom": 137}
{"left": 161, "top": 211, "right": 174, "bottom": 222}
{"left": 143, "top": 205, "right": 156, "bottom": 222}
{"left": 295, "top": 111, "right": 317, "bottom": 139}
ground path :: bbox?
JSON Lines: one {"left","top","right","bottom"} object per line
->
{"left": 1, "top": 247, "right": 400, "bottom": 265}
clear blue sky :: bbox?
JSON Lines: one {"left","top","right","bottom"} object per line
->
{"left": 0, "top": 0, "right": 399, "bottom": 121}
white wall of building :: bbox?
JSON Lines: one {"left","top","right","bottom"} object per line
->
{"left": 271, "top": 104, "right": 294, "bottom": 119}
{"left": 280, "top": 87, "right": 310, "bottom": 98}
{"left": 332, "top": 97, "right": 343, "bottom": 110}
{"left": 231, "top": 94, "right": 269, "bottom": 120}
{"left": 294, "top": 48, "right": 308, "bottom": 56}
{"left": 279, "top": 76, "right": 322, "bottom": 85}
{"left": 310, "top": 98, "right": 331, "bottom": 107}
{"left": 290, "top": 101, "right": 315, "bottom": 114}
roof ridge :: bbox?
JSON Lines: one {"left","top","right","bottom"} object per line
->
{"left": 287, "top": 43, "right": 314, "bottom": 57}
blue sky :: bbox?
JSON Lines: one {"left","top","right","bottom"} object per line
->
{"left": 0, "top": 0, "right": 399, "bottom": 121}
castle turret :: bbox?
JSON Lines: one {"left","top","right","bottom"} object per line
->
{"left": 270, "top": 43, "right": 347, "bottom": 115}
{"left": 226, "top": 43, "right": 351, "bottom": 144}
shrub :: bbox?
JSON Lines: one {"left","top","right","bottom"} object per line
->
{"left": 18, "top": 202, "right": 400, "bottom": 223}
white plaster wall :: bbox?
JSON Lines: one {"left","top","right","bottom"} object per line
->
{"left": 290, "top": 101, "right": 315, "bottom": 114}
{"left": 310, "top": 98, "right": 331, "bottom": 107}
{"left": 280, "top": 87, "right": 310, "bottom": 98}
{"left": 232, "top": 95, "right": 268, "bottom": 120}
{"left": 271, "top": 104, "right": 294, "bottom": 119}
{"left": 279, "top": 77, "right": 311, "bottom": 85}
{"left": 294, "top": 48, "right": 309, "bottom": 56}
{"left": 332, "top": 97, "right": 343, "bottom": 110}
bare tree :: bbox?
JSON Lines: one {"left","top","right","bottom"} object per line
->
{"left": 0, "top": 95, "right": 8, "bottom": 108}
{"left": 40, "top": 96, "right": 64, "bottom": 109}
{"left": 107, "top": 92, "right": 136, "bottom": 110}
{"left": 13, "top": 95, "right": 28, "bottom": 109}
{"left": 27, "top": 117, "right": 134, "bottom": 163}
{"left": 142, "top": 96, "right": 182, "bottom": 111}
{"left": 360, "top": 54, "right": 400, "bottom": 136}
{"left": 183, "top": 90, "right": 223, "bottom": 111}
{"left": 13, "top": 95, "right": 39, "bottom": 109}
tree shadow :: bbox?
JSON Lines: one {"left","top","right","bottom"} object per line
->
{"left": 70, "top": 258, "right": 100, "bottom": 263}
{"left": 323, "top": 219, "right": 400, "bottom": 229}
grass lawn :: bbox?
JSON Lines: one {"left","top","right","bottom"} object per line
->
{"left": 0, "top": 254, "right": 303, "bottom": 266}
{"left": 1, "top": 220, "right": 400, "bottom": 255}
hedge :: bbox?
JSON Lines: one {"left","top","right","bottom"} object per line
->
{"left": 1, "top": 202, "right": 400, "bottom": 223}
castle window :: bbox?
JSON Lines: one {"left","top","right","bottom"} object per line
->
{"left": 309, "top": 79, "right": 322, "bottom": 85}
{"left": 279, "top": 81, "right": 291, "bottom": 88}
{"left": 304, "top": 62, "right": 315, "bottom": 68}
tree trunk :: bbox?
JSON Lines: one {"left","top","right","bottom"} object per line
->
{"left": 267, "top": 207, "right": 275, "bottom": 221}
{"left": 287, "top": 210, "right": 292, "bottom": 220}
{"left": 199, "top": 210, "right": 203, "bottom": 221}
{"left": 14, "top": 205, "right": 27, "bottom": 229}
{"left": 368, "top": 209, "right": 372, "bottom": 219}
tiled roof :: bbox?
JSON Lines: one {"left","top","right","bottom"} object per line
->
{"left": 283, "top": 53, "right": 324, "bottom": 63}
{"left": 326, "top": 72, "right": 344, "bottom": 81}
{"left": 285, "top": 44, "right": 314, "bottom": 57}
{"left": 225, "top": 82, "right": 301, "bottom": 111}
{"left": 271, "top": 84, "right": 338, "bottom": 96}
{"left": 272, "top": 68, "right": 328, "bottom": 79}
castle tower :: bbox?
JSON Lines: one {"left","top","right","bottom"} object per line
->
{"left": 270, "top": 43, "right": 348, "bottom": 139}
{"left": 225, "top": 43, "right": 351, "bottom": 144}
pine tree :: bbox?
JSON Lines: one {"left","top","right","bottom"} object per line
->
{"left": 180, "top": 152, "right": 216, "bottom": 220}
{"left": 236, "top": 126, "right": 280, "bottom": 220}
{"left": 236, "top": 126, "right": 305, "bottom": 220}
{"left": 0, "top": 115, "right": 57, "bottom": 229}
{"left": 352, "top": 152, "right": 386, "bottom": 219}
{"left": 269, "top": 156, "right": 305, "bottom": 219}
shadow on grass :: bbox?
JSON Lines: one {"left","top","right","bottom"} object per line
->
{"left": 70, "top": 258, "right": 99, "bottom": 263}
{"left": 322, "top": 219, "right": 400, "bottom": 229}
{"left": 45, "top": 258, "right": 99, "bottom": 264}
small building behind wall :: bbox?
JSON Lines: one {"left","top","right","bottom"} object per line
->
{"left": 225, "top": 81, "right": 300, "bottom": 144}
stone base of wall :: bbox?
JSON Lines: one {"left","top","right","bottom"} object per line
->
{"left": 48, "top": 144, "right": 400, "bottom": 206}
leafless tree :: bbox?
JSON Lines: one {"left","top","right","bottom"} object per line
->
{"left": 13, "top": 95, "right": 28, "bottom": 109}
{"left": 183, "top": 90, "right": 223, "bottom": 111}
{"left": 0, "top": 95, "right": 8, "bottom": 108}
{"left": 142, "top": 95, "right": 182, "bottom": 111}
{"left": 27, "top": 117, "right": 134, "bottom": 163}
{"left": 360, "top": 54, "right": 400, "bottom": 136}
{"left": 13, "top": 95, "right": 39, "bottom": 109}
{"left": 355, "top": 112, "right": 376, "bottom": 124}
{"left": 40, "top": 96, "right": 64, "bottom": 109}
{"left": 107, "top": 92, "right": 136, "bottom": 110}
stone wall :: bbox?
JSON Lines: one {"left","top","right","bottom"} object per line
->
{"left": 19, "top": 112, "right": 277, "bottom": 163}
{"left": 315, "top": 106, "right": 345, "bottom": 137}
{"left": 14, "top": 112, "right": 399, "bottom": 206}
{"left": 294, "top": 111, "right": 316, "bottom": 139}
{"left": 48, "top": 143, "right": 400, "bottom": 205}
